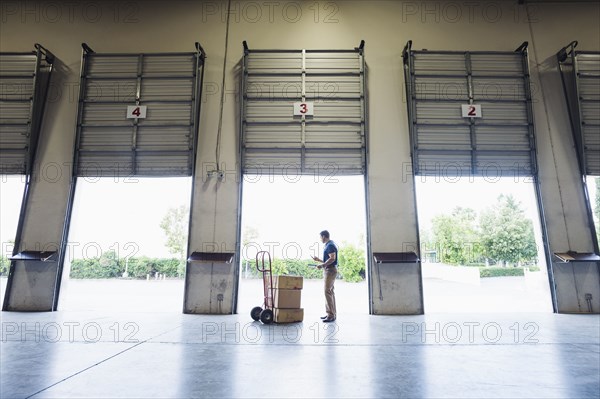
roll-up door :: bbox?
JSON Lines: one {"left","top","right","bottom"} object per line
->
{"left": 241, "top": 41, "right": 366, "bottom": 175}
{"left": 558, "top": 42, "right": 600, "bottom": 176}
{"left": 402, "top": 41, "right": 537, "bottom": 178}
{"left": 73, "top": 43, "right": 206, "bottom": 177}
{"left": 0, "top": 45, "right": 53, "bottom": 175}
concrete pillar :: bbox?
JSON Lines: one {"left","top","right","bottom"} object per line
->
{"left": 527, "top": 4, "right": 600, "bottom": 312}
{"left": 185, "top": 8, "right": 238, "bottom": 313}
{"left": 2, "top": 56, "right": 76, "bottom": 311}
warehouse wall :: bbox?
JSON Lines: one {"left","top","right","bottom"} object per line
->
{"left": 1, "top": 0, "right": 598, "bottom": 312}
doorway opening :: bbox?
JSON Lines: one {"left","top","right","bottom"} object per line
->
{"left": 238, "top": 174, "right": 369, "bottom": 319}
{"left": 0, "top": 175, "right": 26, "bottom": 307}
{"left": 415, "top": 176, "right": 553, "bottom": 313}
{"left": 59, "top": 177, "right": 192, "bottom": 312}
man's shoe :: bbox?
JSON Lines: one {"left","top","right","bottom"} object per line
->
{"left": 322, "top": 317, "right": 336, "bottom": 323}
{"left": 320, "top": 315, "right": 328, "bottom": 320}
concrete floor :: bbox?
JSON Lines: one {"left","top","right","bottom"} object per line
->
{"left": 1, "top": 277, "right": 598, "bottom": 398}
{"left": 1, "top": 307, "right": 599, "bottom": 398}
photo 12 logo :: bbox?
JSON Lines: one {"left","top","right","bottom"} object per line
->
{"left": 201, "top": 321, "right": 339, "bottom": 344}
{"left": 399, "top": 2, "right": 540, "bottom": 24}
{"left": 2, "top": 321, "right": 140, "bottom": 343}
{"left": 1, "top": 1, "right": 140, "bottom": 24}
{"left": 401, "top": 321, "right": 540, "bottom": 344}
{"left": 200, "top": 1, "right": 340, "bottom": 24}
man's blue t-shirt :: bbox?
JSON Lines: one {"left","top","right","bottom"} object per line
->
{"left": 323, "top": 240, "right": 338, "bottom": 268}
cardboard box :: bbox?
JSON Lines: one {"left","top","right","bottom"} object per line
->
{"left": 272, "top": 275, "right": 303, "bottom": 290}
{"left": 274, "top": 308, "right": 304, "bottom": 323}
{"left": 273, "top": 288, "right": 302, "bottom": 309}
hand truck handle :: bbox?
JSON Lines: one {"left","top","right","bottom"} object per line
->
{"left": 255, "top": 251, "right": 272, "bottom": 272}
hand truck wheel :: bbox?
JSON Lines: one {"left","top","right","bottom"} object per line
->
{"left": 251, "top": 306, "right": 263, "bottom": 321}
{"left": 260, "top": 309, "right": 274, "bottom": 324}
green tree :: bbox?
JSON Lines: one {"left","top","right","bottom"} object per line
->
{"left": 479, "top": 195, "right": 537, "bottom": 266}
{"left": 160, "top": 205, "right": 189, "bottom": 277}
{"left": 338, "top": 243, "right": 366, "bottom": 282}
{"left": 431, "top": 207, "right": 482, "bottom": 265}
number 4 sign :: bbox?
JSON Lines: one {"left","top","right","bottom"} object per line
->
{"left": 461, "top": 104, "right": 482, "bottom": 118}
{"left": 293, "top": 102, "right": 314, "bottom": 116}
{"left": 127, "top": 105, "right": 147, "bottom": 119}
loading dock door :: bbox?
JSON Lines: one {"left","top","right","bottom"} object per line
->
{"left": 73, "top": 43, "right": 206, "bottom": 177}
{"left": 575, "top": 53, "right": 600, "bottom": 176}
{"left": 241, "top": 42, "right": 367, "bottom": 175}
{"left": 402, "top": 41, "right": 537, "bottom": 178}
{"left": 558, "top": 44, "right": 600, "bottom": 177}
{"left": 0, "top": 45, "right": 53, "bottom": 175}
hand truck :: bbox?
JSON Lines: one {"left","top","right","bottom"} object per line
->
{"left": 250, "top": 251, "right": 275, "bottom": 324}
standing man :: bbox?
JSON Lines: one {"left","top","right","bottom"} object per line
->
{"left": 312, "top": 230, "right": 338, "bottom": 322}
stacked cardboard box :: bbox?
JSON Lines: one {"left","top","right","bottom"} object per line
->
{"left": 271, "top": 275, "right": 303, "bottom": 323}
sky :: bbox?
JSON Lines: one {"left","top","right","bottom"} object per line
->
{"left": 1, "top": 175, "right": 598, "bottom": 262}
{"left": 416, "top": 175, "right": 599, "bottom": 232}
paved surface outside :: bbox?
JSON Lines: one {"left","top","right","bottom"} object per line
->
{"left": 1, "top": 274, "right": 552, "bottom": 314}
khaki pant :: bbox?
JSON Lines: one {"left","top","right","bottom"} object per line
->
{"left": 324, "top": 267, "right": 337, "bottom": 319}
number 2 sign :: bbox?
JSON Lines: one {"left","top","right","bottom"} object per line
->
{"left": 293, "top": 102, "right": 314, "bottom": 116}
{"left": 127, "top": 105, "right": 147, "bottom": 119}
{"left": 461, "top": 104, "right": 482, "bottom": 118}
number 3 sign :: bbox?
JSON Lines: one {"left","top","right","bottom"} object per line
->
{"left": 461, "top": 104, "right": 482, "bottom": 118}
{"left": 293, "top": 102, "right": 314, "bottom": 116}
{"left": 127, "top": 105, "right": 147, "bottom": 119}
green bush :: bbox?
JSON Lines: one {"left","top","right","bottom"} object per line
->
{"left": 337, "top": 244, "right": 366, "bottom": 282}
{"left": 464, "top": 262, "right": 487, "bottom": 267}
{"left": 479, "top": 267, "right": 524, "bottom": 278}
{"left": 124, "top": 257, "right": 151, "bottom": 278}
{"left": 126, "top": 257, "right": 182, "bottom": 279}
{"left": 282, "top": 259, "right": 323, "bottom": 279}
{"left": 69, "top": 251, "right": 122, "bottom": 279}
{"left": 271, "top": 258, "right": 290, "bottom": 276}
{"left": 66, "top": 249, "right": 368, "bottom": 282}
{"left": 244, "top": 243, "right": 367, "bottom": 282}
{"left": 1, "top": 255, "right": 10, "bottom": 276}
{"left": 69, "top": 252, "right": 183, "bottom": 279}
{"left": 247, "top": 258, "right": 323, "bottom": 280}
